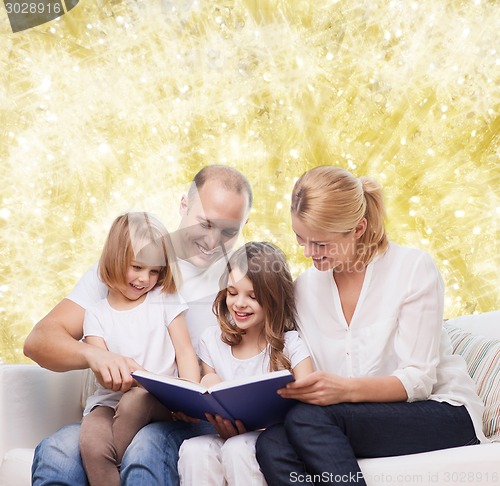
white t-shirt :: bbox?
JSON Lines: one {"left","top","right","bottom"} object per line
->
{"left": 82, "top": 287, "right": 187, "bottom": 414}
{"left": 294, "top": 242, "right": 487, "bottom": 443}
{"left": 67, "top": 257, "right": 227, "bottom": 352}
{"left": 198, "top": 327, "right": 311, "bottom": 380}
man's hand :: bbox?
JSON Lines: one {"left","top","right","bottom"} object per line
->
{"left": 84, "top": 345, "right": 144, "bottom": 392}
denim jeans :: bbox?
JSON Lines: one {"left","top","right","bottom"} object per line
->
{"left": 255, "top": 401, "right": 479, "bottom": 486}
{"left": 32, "top": 420, "right": 216, "bottom": 485}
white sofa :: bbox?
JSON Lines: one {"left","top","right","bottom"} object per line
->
{"left": 1, "top": 311, "right": 499, "bottom": 486}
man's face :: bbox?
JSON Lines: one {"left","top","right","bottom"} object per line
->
{"left": 177, "top": 180, "right": 249, "bottom": 268}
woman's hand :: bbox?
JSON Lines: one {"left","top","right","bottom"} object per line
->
{"left": 280, "top": 372, "right": 408, "bottom": 405}
{"left": 205, "top": 413, "right": 247, "bottom": 440}
{"left": 277, "top": 371, "right": 352, "bottom": 406}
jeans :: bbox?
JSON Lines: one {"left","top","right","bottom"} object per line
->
{"left": 255, "top": 401, "right": 479, "bottom": 486}
{"left": 32, "top": 420, "right": 216, "bottom": 485}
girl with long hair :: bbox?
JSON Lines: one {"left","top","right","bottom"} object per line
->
{"left": 178, "top": 241, "right": 313, "bottom": 486}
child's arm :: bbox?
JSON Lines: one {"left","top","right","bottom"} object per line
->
{"left": 199, "top": 360, "right": 246, "bottom": 438}
{"left": 84, "top": 335, "right": 109, "bottom": 350}
{"left": 168, "top": 313, "right": 201, "bottom": 383}
{"left": 200, "top": 360, "right": 222, "bottom": 387}
{"left": 291, "top": 356, "right": 314, "bottom": 380}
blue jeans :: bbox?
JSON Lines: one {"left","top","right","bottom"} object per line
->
{"left": 32, "top": 420, "right": 216, "bottom": 485}
{"left": 255, "top": 401, "right": 479, "bottom": 485}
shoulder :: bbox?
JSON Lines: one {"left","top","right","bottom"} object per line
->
{"left": 283, "top": 330, "right": 311, "bottom": 365}
{"left": 375, "top": 243, "right": 442, "bottom": 295}
{"left": 200, "top": 325, "right": 222, "bottom": 344}
{"left": 283, "top": 330, "right": 300, "bottom": 343}
{"left": 295, "top": 265, "right": 328, "bottom": 292}
{"left": 151, "top": 287, "right": 185, "bottom": 305}
{"left": 283, "top": 330, "right": 308, "bottom": 351}
{"left": 67, "top": 262, "right": 108, "bottom": 309}
{"left": 84, "top": 297, "right": 108, "bottom": 315}
{"left": 199, "top": 326, "right": 227, "bottom": 358}
{"left": 378, "top": 243, "right": 438, "bottom": 273}
{"left": 380, "top": 241, "right": 430, "bottom": 261}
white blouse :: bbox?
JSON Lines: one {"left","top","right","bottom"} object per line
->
{"left": 198, "top": 327, "right": 311, "bottom": 381}
{"left": 295, "top": 242, "right": 487, "bottom": 443}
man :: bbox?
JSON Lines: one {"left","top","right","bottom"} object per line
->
{"left": 24, "top": 165, "right": 252, "bottom": 485}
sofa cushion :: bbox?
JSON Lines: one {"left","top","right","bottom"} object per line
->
{"left": 0, "top": 448, "right": 33, "bottom": 486}
{"left": 359, "top": 442, "right": 500, "bottom": 486}
{"left": 445, "top": 323, "right": 500, "bottom": 441}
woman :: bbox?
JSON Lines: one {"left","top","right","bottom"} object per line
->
{"left": 255, "top": 166, "right": 487, "bottom": 485}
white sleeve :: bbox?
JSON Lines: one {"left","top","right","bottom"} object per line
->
{"left": 197, "top": 327, "right": 217, "bottom": 369}
{"left": 66, "top": 263, "right": 108, "bottom": 310}
{"left": 284, "top": 330, "right": 311, "bottom": 369}
{"left": 391, "top": 251, "right": 445, "bottom": 402}
{"left": 161, "top": 293, "right": 189, "bottom": 327}
{"left": 83, "top": 306, "right": 105, "bottom": 339}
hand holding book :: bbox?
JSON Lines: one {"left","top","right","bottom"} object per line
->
{"left": 132, "top": 369, "right": 297, "bottom": 431}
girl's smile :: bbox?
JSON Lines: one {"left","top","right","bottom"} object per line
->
{"left": 226, "top": 267, "right": 265, "bottom": 333}
{"left": 110, "top": 262, "right": 162, "bottom": 307}
{"left": 233, "top": 310, "right": 254, "bottom": 321}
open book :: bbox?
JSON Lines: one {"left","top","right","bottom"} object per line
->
{"left": 132, "top": 369, "right": 296, "bottom": 431}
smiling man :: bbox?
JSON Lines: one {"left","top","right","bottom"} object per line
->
{"left": 24, "top": 165, "right": 252, "bottom": 486}
{"left": 176, "top": 167, "right": 251, "bottom": 268}
{"left": 172, "top": 166, "right": 252, "bottom": 351}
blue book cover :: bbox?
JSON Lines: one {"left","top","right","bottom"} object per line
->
{"left": 132, "top": 369, "right": 296, "bottom": 431}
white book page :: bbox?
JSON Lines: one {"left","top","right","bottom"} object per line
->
{"left": 132, "top": 370, "right": 207, "bottom": 393}
{"left": 207, "top": 369, "right": 292, "bottom": 392}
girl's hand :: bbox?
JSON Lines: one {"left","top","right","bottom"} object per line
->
{"left": 85, "top": 345, "right": 144, "bottom": 393}
{"left": 201, "top": 373, "right": 222, "bottom": 387}
{"left": 171, "top": 411, "right": 199, "bottom": 423}
{"left": 277, "top": 370, "right": 352, "bottom": 406}
{"left": 205, "top": 413, "right": 247, "bottom": 440}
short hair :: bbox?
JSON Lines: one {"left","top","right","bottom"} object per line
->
{"left": 213, "top": 242, "right": 296, "bottom": 373}
{"left": 187, "top": 165, "right": 253, "bottom": 210}
{"left": 291, "top": 166, "right": 388, "bottom": 266}
{"left": 98, "top": 212, "right": 180, "bottom": 293}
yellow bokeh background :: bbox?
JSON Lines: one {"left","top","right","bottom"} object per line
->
{"left": 1, "top": 0, "right": 498, "bottom": 363}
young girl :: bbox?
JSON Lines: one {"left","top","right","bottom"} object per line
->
{"left": 178, "top": 241, "right": 314, "bottom": 486}
{"left": 80, "top": 212, "right": 200, "bottom": 486}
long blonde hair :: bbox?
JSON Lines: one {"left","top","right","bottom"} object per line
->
{"left": 98, "top": 212, "right": 180, "bottom": 293}
{"left": 213, "top": 242, "right": 296, "bottom": 373}
{"left": 291, "top": 166, "right": 388, "bottom": 266}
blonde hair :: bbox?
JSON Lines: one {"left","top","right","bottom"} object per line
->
{"left": 98, "top": 212, "right": 180, "bottom": 293}
{"left": 291, "top": 166, "right": 388, "bottom": 266}
{"left": 213, "top": 242, "right": 296, "bottom": 373}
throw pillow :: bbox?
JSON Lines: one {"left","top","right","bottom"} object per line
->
{"left": 445, "top": 323, "right": 500, "bottom": 441}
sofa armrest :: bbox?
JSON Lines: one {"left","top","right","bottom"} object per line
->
{"left": 0, "top": 364, "right": 85, "bottom": 465}
{"left": 447, "top": 311, "right": 500, "bottom": 340}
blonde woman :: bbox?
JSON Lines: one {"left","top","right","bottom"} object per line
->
{"left": 256, "top": 166, "right": 487, "bottom": 485}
